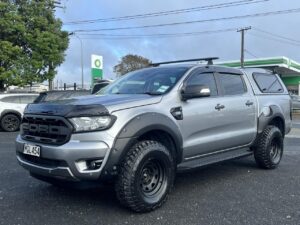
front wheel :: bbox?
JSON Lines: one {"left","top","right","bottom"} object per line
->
{"left": 115, "top": 140, "right": 175, "bottom": 212}
{"left": 254, "top": 125, "right": 284, "bottom": 169}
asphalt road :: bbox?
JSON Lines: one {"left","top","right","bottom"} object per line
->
{"left": 0, "top": 122, "right": 300, "bottom": 225}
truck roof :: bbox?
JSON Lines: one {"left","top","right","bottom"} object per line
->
{"left": 156, "top": 63, "right": 243, "bottom": 75}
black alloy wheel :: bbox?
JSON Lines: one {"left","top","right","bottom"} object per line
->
{"left": 0, "top": 114, "right": 21, "bottom": 132}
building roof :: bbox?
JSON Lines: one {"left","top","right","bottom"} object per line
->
{"left": 220, "top": 56, "right": 300, "bottom": 77}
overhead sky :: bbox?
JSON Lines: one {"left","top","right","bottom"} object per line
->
{"left": 55, "top": 0, "right": 300, "bottom": 87}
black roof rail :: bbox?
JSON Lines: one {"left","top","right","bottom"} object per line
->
{"left": 151, "top": 57, "right": 219, "bottom": 67}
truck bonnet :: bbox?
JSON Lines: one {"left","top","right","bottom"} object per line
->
{"left": 24, "top": 94, "right": 162, "bottom": 117}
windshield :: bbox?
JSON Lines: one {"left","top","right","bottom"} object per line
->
{"left": 99, "top": 67, "right": 189, "bottom": 95}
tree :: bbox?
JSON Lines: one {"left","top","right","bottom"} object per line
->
{"left": 0, "top": 0, "right": 69, "bottom": 91}
{"left": 114, "top": 54, "right": 152, "bottom": 76}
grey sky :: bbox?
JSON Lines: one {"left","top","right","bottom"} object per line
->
{"left": 55, "top": 0, "right": 300, "bottom": 86}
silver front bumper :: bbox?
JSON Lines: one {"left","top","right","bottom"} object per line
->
{"left": 17, "top": 155, "right": 77, "bottom": 181}
{"left": 16, "top": 133, "right": 114, "bottom": 181}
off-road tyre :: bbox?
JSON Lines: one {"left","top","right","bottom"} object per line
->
{"left": 254, "top": 125, "right": 283, "bottom": 169}
{"left": 0, "top": 114, "right": 21, "bottom": 132}
{"left": 115, "top": 140, "right": 175, "bottom": 212}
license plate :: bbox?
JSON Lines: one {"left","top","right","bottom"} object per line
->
{"left": 23, "top": 144, "right": 41, "bottom": 157}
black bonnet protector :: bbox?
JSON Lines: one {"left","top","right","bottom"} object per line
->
{"left": 25, "top": 102, "right": 109, "bottom": 118}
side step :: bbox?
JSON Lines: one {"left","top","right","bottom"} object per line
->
{"left": 177, "top": 147, "right": 253, "bottom": 172}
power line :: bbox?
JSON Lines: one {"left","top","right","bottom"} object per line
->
{"left": 248, "top": 32, "right": 300, "bottom": 47}
{"left": 70, "top": 28, "right": 239, "bottom": 40}
{"left": 76, "top": 28, "right": 238, "bottom": 38}
{"left": 64, "top": 0, "right": 269, "bottom": 25}
{"left": 249, "top": 33, "right": 300, "bottom": 46}
{"left": 78, "top": 28, "right": 238, "bottom": 36}
{"left": 252, "top": 27, "right": 300, "bottom": 44}
{"left": 53, "top": 0, "right": 65, "bottom": 10}
{"left": 245, "top": 49, "right": 258, "bottom": 58}
{"left": 72, "top": 8, "right": 300, "bottom": 33}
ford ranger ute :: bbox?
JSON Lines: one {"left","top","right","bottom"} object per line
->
{"left": 16, "top": 57, "right": 292, "bottom": 212}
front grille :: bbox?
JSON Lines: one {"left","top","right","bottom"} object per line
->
{"left": 21, "top": 115, "right": 73, "bottom": 145}
{"left": 17, "top": 152, "right": 68, "bottom": 167}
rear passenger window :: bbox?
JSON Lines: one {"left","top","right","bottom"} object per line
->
{"left": 19, "top": 96, "right": 37, "bottom": 104}
{"left": 0, "top": 96, "right": 20, "bottom": 103}
{"left": 186, "top": 72, "right": 218, "bottom": 96}
{"left": 253, "top": 73, "right": 283, "bottom": 93}
{"left": 219, "top": 73, "right": 246, "bottom": 95}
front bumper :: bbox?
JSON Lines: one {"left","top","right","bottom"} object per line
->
{"left": 16, "top": 133, "right": 114, "bottom": 181}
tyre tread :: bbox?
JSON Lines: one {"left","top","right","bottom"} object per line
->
{"left": 115, "top": 140, "right": 174, "bottom": 212}
{"left": 254, "top": 125, "right": 283, "bottom": 169}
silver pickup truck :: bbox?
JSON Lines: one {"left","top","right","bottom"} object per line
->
{"left": 16, "top": 58, "right": 292, "bottom": 212}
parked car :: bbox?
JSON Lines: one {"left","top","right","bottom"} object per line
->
{"left": 291, "top": 94, "right": 300, "bottom": 110}
{"left": 0, "top": 93, "right": 38, "bottom": 132}
{"left": 34, "top": 90, "right": 91, "bottom": 103}
{"left": 16, "top": 58, "right": 292, "bottom": 212}
{"left": 91, "top": 80, "right": 112, "bottom": 94}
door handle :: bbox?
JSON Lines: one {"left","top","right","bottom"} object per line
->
{"left": 245, "top": 100, "right": 254, "bottom": 106}
{"left": 215, "top": 104, "right": 225, "bottom": 111}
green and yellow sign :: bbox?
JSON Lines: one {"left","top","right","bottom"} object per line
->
{"left": 91, "top": 55, "right": 103, "bottom": 85}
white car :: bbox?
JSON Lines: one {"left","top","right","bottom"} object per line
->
{"left": 0, "top": 93, "right": 38, "bottom": 132}
{"left": 291, "top": 94, "right": 300, "bottom": 110}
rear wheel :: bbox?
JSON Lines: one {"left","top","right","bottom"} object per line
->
{"left": 0, "top": 114, "right": 21, "bottom": 132}
{"left": 254, "top": 125, "right": 283, "bottom": 169}
{"left": 115, "top": 140, "right": 175, "bottom": 212}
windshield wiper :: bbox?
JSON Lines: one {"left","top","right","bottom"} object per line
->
{"left": 142, "top": 92, "right": 163, "bottom": 96}
{"left": 111, "top": 92, "right": 162, "bottom": 95}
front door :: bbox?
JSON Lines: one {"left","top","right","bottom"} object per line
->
{"left": 179, "top": 70, "right": 224, "bottom": 158}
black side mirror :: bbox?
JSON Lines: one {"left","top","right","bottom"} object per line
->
{"left": 181, "top": 84, "right": 211, "bottom": 101}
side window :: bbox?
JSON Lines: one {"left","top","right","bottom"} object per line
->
{"left": 0, "top": 96, "right": 20, "bottom": 103}
{"left": 253, "top": 73, "right": 283, "bottom": 93}
{"left": 219, "top": 73, "right": 246, "bottom": 95}
{"left": 186, "top": 72, "right": 218, "bottom": 96}
{"left": 19, "top": 96, "right": 37, "bottom": 104}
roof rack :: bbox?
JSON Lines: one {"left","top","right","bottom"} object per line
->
{"left": 151, "top": 57, "right": 219, "bottom": 67}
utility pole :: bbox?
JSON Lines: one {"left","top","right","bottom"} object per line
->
{"left": 78, "top": 35, "right": 84, "bottom": 90}
{"left": 237, "top": 26, "right": 251, "bottom": 68}
{"left": 69, "top": 32, "right": 84, "bottom": 89}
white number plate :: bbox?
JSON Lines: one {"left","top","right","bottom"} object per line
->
{"left": 23, "top": 144, "right": 41, "bottom": 157}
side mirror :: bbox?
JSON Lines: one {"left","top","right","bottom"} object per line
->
{"left": 181, "top": 84, "right": 211, "bottom": 101}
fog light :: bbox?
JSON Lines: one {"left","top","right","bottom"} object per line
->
{"left": 76, "top": 159, "right": 103, "bottom": 172}
{"left": 76, "top": 160, "right": 88, "bottom": 171}
{"left": 87, "top": 159, "right": 103, "bottom": 170}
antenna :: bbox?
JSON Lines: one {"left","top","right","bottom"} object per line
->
{"left": 151, "top": 57, "right": 219, "bottom": 67}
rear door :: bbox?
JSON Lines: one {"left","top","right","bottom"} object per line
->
{"left": 19, "top": 95, "right": 38, "bottom": 113}
{"left": 0, "top": 96, "right": 21, "bottom": 111}
{"left": 214, "top": 72, "right": 257, "bottom": 149}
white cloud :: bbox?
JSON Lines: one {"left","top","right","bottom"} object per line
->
{"left": 55, "top": 0, "right": 300, "bottom": 86}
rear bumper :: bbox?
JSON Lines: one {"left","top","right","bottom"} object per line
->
{"left": 16, "top": 133, "right": 114, "bottom": 181}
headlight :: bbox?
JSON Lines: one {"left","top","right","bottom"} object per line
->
{"left": 69, "top": 116, "right": 114, "bottom": 132}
